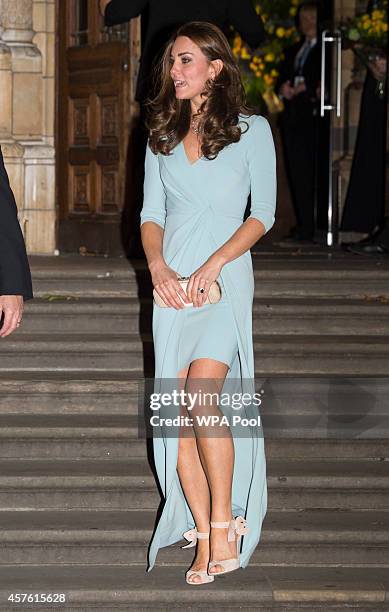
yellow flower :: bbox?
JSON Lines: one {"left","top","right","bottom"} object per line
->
{"left": 259, "top": 62, "right": 265, "bottom": 70}
{"left": 372, "top": 9, "right": 384, "bottom": 20}
{"left": 264, "top": 74, "right": 274, "bottom": 86}
{"left": 362, "top": 19, "right": 371, "bottom": 29}
{"left": 271, "top": 69, "right": 279, "bottom": 77}
{"left": 267, "top": 25, "right": 275, "bottom": 34}
{"left": 241, "top": 49, "right": 251, "bottom": 60}
{"left": 255, "top": 5, "right": 260, "bottom": 15}
{"left": 276, "top": 27, "right": 285, "bottom": 38}
{"left": 265, "top": 52, "right": 275, "bottom": 62}
{"left": 383, "top": 22, "right": 388, "bottom": 32}
{"left": 290, "top": 7, "right": 297, "bottom": 17}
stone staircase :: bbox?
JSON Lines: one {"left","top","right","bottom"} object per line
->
{"left": 0, "top": 251, "right": 388, "bottom": 610}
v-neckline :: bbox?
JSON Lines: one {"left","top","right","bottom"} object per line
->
{"left": 180, "top": 140, "right": 203, "bottom": 167}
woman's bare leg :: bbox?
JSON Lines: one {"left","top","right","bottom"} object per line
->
{"left": 185, "top": 359, "right": 237, "bottom": 574}
{"left": 176, "top": 358, "right": 236, "bottom": 581}
{"left": 176, "top": 362, "right": 211, "bottom": 583}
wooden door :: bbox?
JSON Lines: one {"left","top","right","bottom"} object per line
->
{"left": 57, "top": 0, "right": 139, "bottom": 254}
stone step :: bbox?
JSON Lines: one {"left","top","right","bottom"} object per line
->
{"left": 21, "top": 297, "right": 389, "bottom": 335}
{"left": 0, "top": 459, "right": 387, "bottom": 511}
{"left": 0, "top": 437, "right": 388, "bottom": 462}
{"left": 0, "top": 435, "right": 387, "bottom": 462}
{"left": 1, "top": 375, "right": 388, "bottom": 413}
{"left": 29, "top": 255, "right": 389, "bottom": 279}
{"left": 0, "top": 564, "right": 388, "bottom": 610}
{"left": 0, "top": 414, "right": 387, "bottom": 459}
{"left": 32, "top": 275, "right": 389, "bottom": 299}
{"left": 0, "top": 509, "right": 388, "bottom": 567}
{"left": 29, "top": 255, "right": 389, "bottom": 300}
{"left": 1, "top": 334, "right": 389, "bottom": 375}
{"left": 0, "top": 376, "right": 387, "bottom": 458}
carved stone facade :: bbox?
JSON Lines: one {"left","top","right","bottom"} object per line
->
{"left": 0, "top": 0, "right": 371, "bottom": 254}
{"left": 2, "top": 0, "right": 34, "bottom": 41}
{"left": 0, "top": 0, "right": 55, "bottom": 254}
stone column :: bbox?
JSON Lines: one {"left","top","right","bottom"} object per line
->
{"left": 0, "top": 0, "right": 56, "bottom": 255}
{"left": 0, "top": 0, "right": 11, "bottom": 136}
{"left": 1, "top": 0, "right": 35, "bottom": 43}
{"left": 1, "top": 0, "right": 42, "bottom": 140}
{"left": 0, "top": 42, "right": 12, "bottom": 138}
{"left": 0, "top": 0, "right": 3, "bottom": 39}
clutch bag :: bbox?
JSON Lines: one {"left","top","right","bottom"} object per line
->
{"left": 153, "top": 275, "right": 222, "bottom": 307}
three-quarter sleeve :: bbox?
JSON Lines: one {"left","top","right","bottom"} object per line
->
{"left": 246, "top": 115, "right": 277, "bottom": 234}
{"left": 140, "top": 140, "right": 167, "bottom": 231}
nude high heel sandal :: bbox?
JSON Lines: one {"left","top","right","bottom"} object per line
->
{"left": 208, "top": 516, "right": 249, "bottom": 575}
{"left": 181, "top": 527, "right": 215, "bottom": 585}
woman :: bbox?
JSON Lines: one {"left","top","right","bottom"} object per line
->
{"left": 140, "top": 21, "right": 277, "bottom": 585}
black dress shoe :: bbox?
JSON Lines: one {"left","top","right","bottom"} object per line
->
{"left": 341, "top": 225, "right": 385, "bottom": 249}
{"left": 347, "top": 242, "right": 389, "bottom": 255}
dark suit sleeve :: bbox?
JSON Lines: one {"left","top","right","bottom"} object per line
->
{"left": 0, "top": 148, "right": 33, "bottom": 300}
{"left": 104, "top": 0, "right": 148, "bottom": 26}
{"left": 226, "top": 0, "right": 266, "bottom": 48}
{"left": 275, "top": 44, "right": 298, "bottom": 93}
{"left": 303, "top": 46, "right": 321, "bottom": 99}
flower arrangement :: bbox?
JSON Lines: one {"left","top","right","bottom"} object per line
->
{"left": 231, "top": 0, "right": 301, "bottom": 113}
{"left": 340, "top": 0, "right": 388, "bottom": 97}
{"left": 341, "top": 1, "right": 388, "bottom": 50}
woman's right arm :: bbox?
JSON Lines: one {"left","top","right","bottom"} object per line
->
{"left": 140, "top": 142, "right": 189, "bottom": 309}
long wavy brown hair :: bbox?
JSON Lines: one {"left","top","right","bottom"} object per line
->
{"left": 144, "top": 21, "right": 257, "bottom": 160}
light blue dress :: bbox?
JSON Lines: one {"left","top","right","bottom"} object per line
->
{"left": 140, "top": 113, "right": 277, "bottom": 571}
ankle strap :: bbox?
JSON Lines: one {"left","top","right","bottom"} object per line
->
{"left": 210, "top": 520, "right": 232, "bottom": 528}
{"left": 196, "top": 531, "right": 210, "bottom": 539}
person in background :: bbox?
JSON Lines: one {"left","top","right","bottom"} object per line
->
{"left": 99, "top": 0, "right": 266, "bottom": 256}
{"left": 276, "top": 1, "right": 321, "bottom": 243}
{"left": 0, "top": 147, "right": 33, "bottom": 338}
{"left": 342, "top": 52, "right": 388, "bottom": 255}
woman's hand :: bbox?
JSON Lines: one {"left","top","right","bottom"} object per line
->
{"left": 186, "top": 255, "right": 224, "bottom": 307}
{"left": 150, "top": 261, "right": 190, "bottom": 309}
